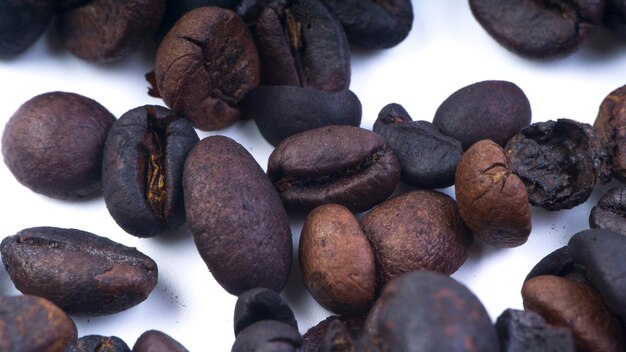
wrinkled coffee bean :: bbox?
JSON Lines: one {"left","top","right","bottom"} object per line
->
{"left": 56, "top": 0, "right": 165, "bottom": 62}
{"left": 232, "top": 320, "right": 302, "bottom": 352}
{"left": 158, "top": 0, "right": 237, "bottom": 37}
{"left": 184, "top": 136, "right": 292, "bottom": 295}
{"left": 300, "top": 204, "right": 376, "bottom": 316}
{"left": 2, "top": 91, "right": 116, "bottom": 199}
{"left": 132, "top": 330, "right": 189, "bottom": 352}
{"left": 0, "top": 0, "right": 52, "bottom": 57}
{"left": 156, "top": 7, "right": 260, "bottom": 130}
{"left": 522, "top": 275, "right": 624, "bottom": 352}
{"left": 433, "top": 80, "right": 531, "bottom": 150}
{"left": 590, "top": 185, "right": 626, "bottom": 235}
{"left": 243, "top": 86, "right": 362, "bottom": 146}
{"left": 455, "top": 140, "right": 531, "bottom": 247}
{"left": 505, "top": 119, "right": 611, "bottom": 210}
{"left": 373, "top": 103, "right": 462, "bottom": 189}
{"left": 524, "top": 246, "right": 589, "bottom": 285}
{"left": 0, "top": 295, "right": 77, "bottom": 352}
{"left": 594, "top": 84, "right": 626, "bottom": 181}
{"left": 1, "top": 227, "right": 158, "bottom": 316}
{"left": 66, "top": 335, "right": 130, "bottom": 352}
{"left": 234, "top": 288, "right": 297, "bottom": 336}
{"left": 604, "top": 0, "right": 626, "bottom": 37}
{"left": 301, "top": 316, "right": 364, "bottom": 352}
{"left": 469, "top": 0, "right": 606, "bottom": 58}
{"left": 495, "top": 309, "right": 575, "bottom": 352}
{"left": 268, "top": 125, "right": 400, "bottom": 213}
{"left": 102, "top": 105, "right": 199, "bottom": 238}
{"left": 361, "top": 190, "right": 472, "bottom": 287}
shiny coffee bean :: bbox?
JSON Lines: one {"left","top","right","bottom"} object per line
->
{"left": 495, "top": 309, "right": 575, "bottom": 352}
{"left": 594, "top": 84, "right": 626, "bottom": 181}
{"left": 66, "top": 335, "right": 130, "bottom": 352}
{"left": 589, "top": 185, "right": 626, "bottom": 236}
{"left": 231, "top": 320, "right": 302, "bottom": 352}
{"left": 0, "top": 0, "right": 52, "bottom": 57}
{"left": 133, "top": 330, "right": 189, "bottom": 352}
{"left": 234, "top": 288, "right": 297, "bottom": 336}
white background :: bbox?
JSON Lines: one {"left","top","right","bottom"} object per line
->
{"left": 1, "top": 1, "right": 626, "bottom": 350}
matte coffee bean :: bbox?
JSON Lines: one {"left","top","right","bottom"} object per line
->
{"left": 1, "top": 227, "right": 158, "bottom": 316}
{"left": 0, "top": 295, "right": 77, "bottom": 352}
{"left": 469, "top": 0, "right": 605, "bottom": 58}
{"left": 522, "top": 275, "right": 624, "bottom": 352}
{"left": 156, "top": 7, "right": 260, "bottom": 130}
{"left": 361, "top": 190, "right": 472, "bottom": 287}
{"left": 433, "top": 80, "right": 531, "bottom": 150}
{"left": 158, "top": 0, "right": 237, "bottom": 37}
{"left": 495, "top": 309, "right": 575, "bottom": 352}
{"left": 373, "top": 103, "right": 462, "bottom": 189}
{"left": 2, "top": 92, "right": 116, "bottom": 199}
{"left": 268, "top": 125, "right": 400, "bottom": 213}
{"left": 234, "top": 288, "right": 297, "bottom": 336}
{"left": 102, "top": 105, "right": 199, "bottom": 238}
{"left": 525, "top": 247, "right": 589, "bottom": 285}
{"left": 604, "top": 0, "right": 626, "bottom": 37}
{"left": 589, "top": 185, "right": 626, "bottom": 235}
{"left": 301, "top": 316, "right": 364, "bottom": 352}
{"left": 0, "top": 0, "right": 52, "bottom": 57}
{"left": 320, "top": 319, "right": 354, "bottom": 352}
{"left": 243, "top": 86, "right": 362, "bottom": 146}
{"left": 132, "top": 330, "right": 189, "bottom": 352}
{"left": 505, "top": 119, "right": 611, "bottom": 210}
{"left": 184, "top": 136, "right": 292, "bottom": 295}
{"left": 231, "top": 320, "right": 302, "bottom": 352}
{"left": 56, "top": 0, "right": 166, "bottom": 62}
{"left": 594, "top": 84, "right": 626, "bottom": 181}
{"left": 455, "top": 140, "right": 531, "bottom": 247}
{"left": 66, "top": 335, "right": 130, "bottom": 352}
{"left": 300, "top": 204, "right": 376, "bottom": 316}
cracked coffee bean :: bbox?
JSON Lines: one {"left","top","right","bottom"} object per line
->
{"left": 133, "top": 330, "right": 189, "bottom": 352}
{"left": 102, "top": 105, "right": 199, "bottom": 238}
{"left": 433, "top": 80, "right": 531, "bottom": 150}
{"left": 301, "top": 316, "right": 364, "bottom": 352}
{"left": 0, "top": 295, "right": 77, "bottom": 352}
{"left": 156, "top": 7, "right": 260, "bottom": 130}
{"left": 455, "top": 140, "right": 531, "bottom": 247}
{"left": 594, "top": 84, "right": 626, "bottom": 181}
{"left": 0, "top": 0, "right": 52, "bottom": 57}
{"left": 0, "top": 227, "right": 158, "bottom": 316}
{"left": 184, "top": 136, "right": 292, "bottom": 295}
{"left": 373, "top": 103, "right": 462, "bottom": 189}
{"left": 495, "top": 309, "right": 575, "bottom": 352}
{"left": 505, "top": 119, "right": 611, "bottom": 210}
{"left": 234, "top": 288, "right": 297, "bottom": 336}
{"left": 231, "top": 320, "right": 302, "bottom": 352}
{"left": 2, "top": 91, "right": 116, "bottom": 199}
{"left": 243, "top": 86, "right": 362, "bottom": 146}
{"left": 66, "top": 335, "right": 130, "bottom": 352}
{"left": 469, "top": 0, "right": 606, "bottom": 59}
{"left": 590, "top": 185, "right": 626, "bottom": 236}
{"left": 268, "top": 125, "right": 400, "bottom": 213}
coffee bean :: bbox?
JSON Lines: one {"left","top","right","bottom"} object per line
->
{"left": 495, "top": 309, "right": 575, "bottom": 352}
{"left": 373, "top": 103, "right": 462, "bottom": 189}
{"left": 0, "top": 295, "right": 77, "bottom": 352}
{"left": 2, "top": 92, "right": 116, "bottom": 199}
{"left": 66, "top": 335, "right": 130, "bottom": 352}
{"left": 234, "top": 288, "right": 297, "bottom": 336}
{"left": 433, "top": 80, "right": 531, "bottom": 150}
{"left": 299, "top": 204, "right": 376, "bottom": 316}
{"left": 132, "top": 330, "right": 189, "bottom": 352}
{"left": 0, "top": 0, "right": 52, "bottom": 57}
{"left": 594, "top": 84, "right": 626, "bottom": 181}
{"left": 604, "top": 0, "right": 626, "bottom": 37}
{"left": 469, "top": 0, "right": 605, "bottom": 58}
{"left": 455, "top": 140, "right": 531, "bottom": 247}
{"left": 0, "top": 227, "right": 158, "bottom": 316}
{"left": 102, "top": 105, "right": 199, "bottom": 238}
{"left": 320, "top": 319, "right": 354, "bottom": 352}
{"left": 158, "top": 0, "right": 237, "bottom": 38}
{"left": 301, "top": 316, "right": 364, "bottom": 352}
{"left": 589, "top": 185, "right": 626, "bottom": 235}
{"left": 242, "top": 86, "right": 362, "bottom": 146}
{"left": 267, "top": 125, "right": 400, "bottom": 213}
{"left": 231, "top": 320, "right": 302, "bottom": 352}
{"left": 525, "top": 246, "right": 589, "bottom": 285}
{"left": 361, "top": 190, "right": 472, "bottom": 287}
{"left": 505, "top": 119, "right": 611, "bottom": 210}
{"left": 183, "top": 136, "right": 292, "bottom": 295}
{"left": 156, "top": 7, "right": 260, "bottom": 130}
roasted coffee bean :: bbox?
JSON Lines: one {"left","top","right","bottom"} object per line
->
{"left": 243, "top": 86, "right": 362, "bottom": 146}
{"left": 522, "top": 275, "right": 624, "bottom": 352}
{"left": 361, "top": 190, "right": 472, "bottom": 287}
{"left": 590, "top": 185, "right": 626, "bottom": 235}
{"left": 234, "top": 288, "right": 297, "bottom": 336}
{"left": 433, "top": 80, "right": 531, "bottom": 150}
{"left": 231, "top": 320, "right": 302, "bottom": 352}
{"left": 268, "top": 125, "right": 400, "bottom": 213}
{"left": 0, "top": 295, "right": 77, "bottom": 352}
{"left": 158, "top": 0, "right": 237, "bottom": 37}
{"left": 102, "top": 105, "right": 198, "bottom": 238}
{"left": 184, "top": 136, "right": 292, "bottom": 295}
{"left": 594, "top": 84, "right": 626, "bottom": 181}
{"left": 320, "top": 319, "right": 354, "bottom": 352}
{"left": 56, "top": 0, "right": 165, "bottom": 62}
{"left": 604, "top": 0, "right": 626, "bottom": 37}
{"left": 156, "top": 7, "right": 260, "bottom": 130}
{"left": 301, "top": 316, "right": 364, "bottom": 352}
{"left": 495, "top": 309, "right": 575, "bottom": 352}
{"left": 469, "top": 0, "right": 605, "bottom": 59}
{"left": 373, "top": 103, "right": 462, "bottom": 189}
{"left": 132, "top": 330, "right": 189, "bottom": 352}
{"left": 505, "top": 119, "right": 611, "bottom": 210}
{"left": 2, "top": 92, "right": 116, "bottom": 199}
{"left": 1, "top": 227, "right": 158, "bottom": 316}
{"left": 66, "top": 335, "right": 130, "bottom": 352}
{"left": 300, "top": 204, "right": 376, "bottom": 316}
{"left": 455, "top": 140, "right": 531, "bottom": 247}
{"left": 0, "top": 0, "right": 52, "bottom": 57}
{"left": 525, "top": 246, "right": 589, "bottom": 285}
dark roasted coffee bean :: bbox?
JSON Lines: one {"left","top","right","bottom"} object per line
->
{"left": 594, "top": 85, "right": 626, "bottom": 181}
{"left": 243, "top": 86, "right": 362, "bottom": 146}
{"left": 320, "top": 320, "right": 354, "bottom": 352}
{"left": 604, "top": 0, "right": 626, "bottom": 37}
{"left": 132, "top": 330, "right": 189, "bottom": 352}
{"left": 522, "top": 275, "right": 624, "bottom": 352}
{"left": 158, "top": 0, "right": 237, "bottom": 37}
{"left": 590, "top": 185, "right": 626, "bottom": 235}
{"left": 505, "top": 119, "right": 611, "bottom": 210}
{"left": 433, "top": 80, "right": 531, "bottom": 150}
{"left": 1, "top": 227, "right": 158, "bottom": 316}
{"left": 156, "top": 7, "right": 260, "bottom": 130}
{"left": 525, "top": 246, "right": 589, "bottom": 285}
{"left": 373, "top": 103, "right": 462, "bottom": 189}
{"left": 234, "top": 288, "right": 297, "bottom": 336}
{"left": 268, "top": 125, "right": 400, "bottom": 213}
{"left": 0, "top": 0, "right": 52, "bottom": 57}
{"left": 56, "top": 0, "right": 165, "bottom": 62}
{"left": 469, "top": 0, "right": 605, "bottom": 58}
{"left": 66, "top": 335, "right": 130, "bottom": 352}
{"left": 0, "top": 295, "right": 77, "bottom": 352}
{"left": 456, "top": 140, "right": 531, "bottom": 247}
{"left": 361, "top": 190, "right": 472, "bottom": 287}
{"left": 2, "top": 92, "right": 116, "bottom": 199}
{"left": 495, "top": 309, "right": 575, "bottom": 352}
{"left": 184, "top": 136, "right": 292, "bottom": 295}
{"left": 102, "top": 105, "right": 198, "bottom": 238}
{"left": 232, "top": 320, "right": 302, "bottom": 352}
{"left": 301, "top": 316, "right": 364, "bottom": 352}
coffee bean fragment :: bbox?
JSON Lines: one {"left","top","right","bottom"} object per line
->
{"left": 132, "top": 330, "right": 189, "bottom": 352}
{"left": 234, "top": 288, "right": 297, "bottom": 336}
{"left": 66, "top": 335, "right": 130, "bottom": 352}
{"left": 495, "top": 309, "right": 575, "bottom": 352}
{"left": 590, "top": 185, "right": 626, "bottom": 235}
{"left": 594, "top": 84, "right": 626, "bottom": 181}
{"left": 232, "top": 320, "right": 302, "bottom": 352}
{"left": 0, "top": 0, "right": 52, "bottom": 57}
